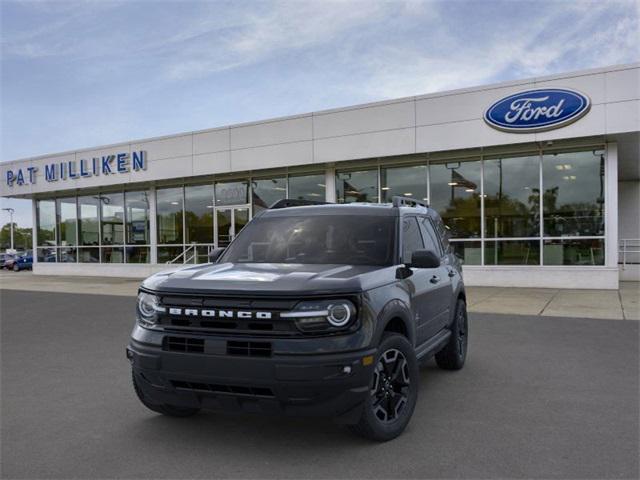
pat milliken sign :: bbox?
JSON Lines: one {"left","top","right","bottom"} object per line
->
{"left": 5, "top": 151, "right": 147, "bottom": 187}
{"left": 484, "top": 88, "right": 591, "bottom": 133}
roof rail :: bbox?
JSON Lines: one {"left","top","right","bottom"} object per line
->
{"left": 392, "top": 196, "right": 429, "bottom": 209}
{"left": 269, "top": 198, "right": 330, "bottom": 209}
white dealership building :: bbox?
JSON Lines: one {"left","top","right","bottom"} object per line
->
{"left": 1, "top": 63, "right": 638, "bottom": 289}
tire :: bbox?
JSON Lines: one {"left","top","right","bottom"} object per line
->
{"left": 13, "top": 264, "right": 19, "bottom": 272}
{"left": 132, "top": 370, "right": 200, "bottom": 418}
{"left": 435, "top": 298, "right": 468, "bottom": 371}
{"left": 349, "top": 333, "right": 419, "bottom": 442}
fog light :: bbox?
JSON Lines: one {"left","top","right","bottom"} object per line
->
{"left": 362, "top": 355, "right": 374, "bottom": 366}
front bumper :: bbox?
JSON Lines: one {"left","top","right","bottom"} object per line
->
{"left": 127, "top": 330, "right": 376, "bottom": 423}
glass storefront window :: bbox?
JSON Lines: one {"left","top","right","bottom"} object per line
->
{"left": 58, "top": 246, "right": 76, "bottom": 263}
{"left": 37, "top": 246, "right": 57, "bottom": 262}
{"left": 56, "top": 198, "right": 77, "bottom": 246}
{"left": 215, "top": 181, "right": 248, "bottom": 206}
{"left": 430, "top": 160, "right": 481, "bottom": 238}
{"left": 336, "top": 169, "right": 378, "bottom": 203}
{"left": 126, "top": 246, "right": 150, "bottom": 264}
{"left": 101, "top": 246, "right": 124, "bottom": 263}
{"left": 381, "top": 165, "right": 428, "bottom": 203}
{"left": 252, "top": 177, "right": 286, "bottom": 213}
{"left": 185, "top": 184, "right": 214, "bottom": 244}
{"left": 36, "top": 200, "right": 56, "bottom": 246}
{"left": 125, "top": 191, "right": 150, "bottom": 245}
{"left": 77, "top": 196, "right": 100, "bottom": 246}
{"left": 484, "top": 240, "right": 540, "bottom": 265}
{"left": 484, "top": 155, "right": 540, "bottom": 238}
{"left": 77, "top": 247, "right": 100, "bottom": 263}
{"left": 158, "top": 246, "right": 184, "bottom": 264}
{"left": 288, "top": 173, "right": 325, "bottom": 201}
{"left": 543, "top": 238, "right": 604, "bottom": 265}
{"left": 449, "top": 241, "right": 482, "bottom": 265}
{"left": 542, "top": 150, "right": 605, "bottom": 237}
{"left": 157, "top": 187, "right": 183, "bottom": 244}
{"left": 100, "top": 192, "right": 124, "bottom": 245}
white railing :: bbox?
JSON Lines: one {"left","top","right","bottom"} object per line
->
{"left": 619, "top": 239, "right": 640, "bottom": 269}
{"left": 167, "top": 243, "right": 198, "bottom": 264}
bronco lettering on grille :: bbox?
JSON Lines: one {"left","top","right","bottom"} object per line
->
{"left": 167, "top": 308, "right": 272, "bottom": 320}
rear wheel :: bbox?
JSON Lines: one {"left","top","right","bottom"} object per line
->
{"left": 12, "top": 264, "right": 19, "bottom": 272}
{"left": 435, "top": 298, "right": 468, "bottom": 370}
{"left": 349, "top": 333, "right": 419, "bottom": 441}
{"left": 132, "top": 370, "right": 200, "bottom": 417}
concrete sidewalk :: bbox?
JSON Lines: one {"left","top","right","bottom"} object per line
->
{"left": 1, "top": 270, "right": 638, "bottom": 320}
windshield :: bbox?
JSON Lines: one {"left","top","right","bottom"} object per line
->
{"left": 220, "top": 214, "right": 396, "bottom": 266}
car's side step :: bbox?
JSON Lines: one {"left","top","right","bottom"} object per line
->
{"left": 415, "top": 329, "right": 451, "bottom": 361}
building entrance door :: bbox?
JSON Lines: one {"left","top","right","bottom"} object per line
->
{"left": 215, "top": 207, "right": 250, "bottom": 248}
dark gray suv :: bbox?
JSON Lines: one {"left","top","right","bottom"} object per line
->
{"left": 127, "top": 197, "right": 468, "bottom": 441}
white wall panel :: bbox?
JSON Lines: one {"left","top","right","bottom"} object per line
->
{"left": 534, "top": 72, "right": 606, "bottom": 105}
{"left": 314, "top": 101, "right": 414, "bottom": 139}
{"left": 535, "top": 104, "right": 607, "bottom": 142}
{"left": 131, "top": 134, "right": 192, "bottom": 161}
{"left": 314, "top": 128, "right": 415, "bottom": 163}
{"left": 193, "top": 128, "right": 230, "bottom": 154}
{"left": 606, "top": 100, "right": 640, "bottom": 134}
{"left": 230, "top": 141, "right": 312, "bottom": 172}
{"left": 606, "top": 68, "right": 640, "bottom": 103}
{"left": 193, "top": 151, "right": 231, "bottom": 175}
{"left": 230, "top": 116, "right": 312, "bottom": 150}
{"left": 132, "top": 156, "right": 193, "bottom": 182}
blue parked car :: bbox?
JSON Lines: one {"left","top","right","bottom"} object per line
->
{"left": 13, "top": 252, "right": 33, "bottom": 271}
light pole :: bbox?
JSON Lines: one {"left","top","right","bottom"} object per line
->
{"left": 2, "top": 207, "right": 15, "bottom": 251}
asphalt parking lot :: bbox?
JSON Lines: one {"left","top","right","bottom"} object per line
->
{"left": 1, "top": 290, "right": 638, "bottom": 479}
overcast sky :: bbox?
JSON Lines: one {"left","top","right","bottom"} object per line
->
{"left": 1, "top": 0, "right": 639, "bottom": 228}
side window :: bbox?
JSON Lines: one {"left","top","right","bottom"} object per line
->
{"left": 419, "top": 217, "right": 442, "bottom": 256}
{"left": 433, "top": 216, "right": 451, "bottom": 253}
{"left": 402, "top": 217, "right": 424, "bottom": 263}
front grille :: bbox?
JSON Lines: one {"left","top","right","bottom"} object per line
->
{"left": 227, "top": 341, "right": 272, "bottom": 357}
{"left": 171, "top": 380, "right": 274, "bottom": 397}
{"left": 163, "top": 336, "right": 205, "bottom": 353}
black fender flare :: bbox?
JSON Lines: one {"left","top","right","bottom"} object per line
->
{"left": 372, "top": 299, "right": 415, "bottom": 347}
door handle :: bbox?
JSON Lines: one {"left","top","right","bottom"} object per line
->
{"left": 448, "top": 269, "right": 456, "bottom": 277}
{"left": 430, "top": 275, "right": 440, "bottom": 284}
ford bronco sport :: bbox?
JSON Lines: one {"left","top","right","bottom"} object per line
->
{"left": 127, "top": 197, "right": 468, "bottom": 441}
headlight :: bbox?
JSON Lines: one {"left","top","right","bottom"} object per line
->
{"left": 282, "top": 299, "right": 357, "bottom": 333}
{"left": 136, "top": 292, "right": 164, "bottom": 327}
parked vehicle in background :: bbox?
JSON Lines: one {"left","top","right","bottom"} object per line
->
{"left": 12, "top": 251, "right": 33, "bottom": 271}
{"left": 2, "top": 253, "right": 17, "bottom": 270}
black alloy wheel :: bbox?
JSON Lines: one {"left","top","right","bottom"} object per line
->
{"left": 371, "top": 348, "right": 411, "bottom": 423}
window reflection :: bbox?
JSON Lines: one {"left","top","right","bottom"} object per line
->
{"left": 450, "top": 241, "right": 482, "bottom": 265}
{"left": 185, "top": 184, "right": 214, "bottom": 244}
{"left": 156, "top": 187, "right": 183, "bottom": 244}
{"left": 78, "top": 196, "right": 100, "bottom": 246}
{"left": 215, "top": 181, "right": 248, "bottom": 206}
{"left": 381, "top": 165, "right": 428, "bottom": 203}
{"left": 100, "top": 193, "right": 124, "bottom": 245}
{"left": 125, "top": 191, "right": 150, "bottom": 245}
{"left": 36, "top": 200, "right": 56, "bottom": 246}
{"left": 485, "top": 240, "right": 540, "bottom": 265}
{"left": 252, "top": 177, "right": 286, "bottom": 213}
{"left": 336, "top": 170, "right": 378, "bottom": 203}
{"left": 484, "top": 155, "right": 540, "bottom": 238}
{"left": 543, "top": 238, "right": 604, "bottom": 265}
{"left": 543, "top": 150, "right": 605, "bottom": 237}
{"left": 56, "top": 198, "right": 77, "bottom": 246}
{"left": 430, "top": 160, "right": 481, "bottom": 238}
{"left": 288, "top": 173, "right": 325, "bottom": 201}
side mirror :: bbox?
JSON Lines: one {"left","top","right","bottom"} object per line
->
{"left": 208, "top": 247, "right": 225, "bottom": 263}
{"left": 407, "top": 249, "right": 441, "bottom": 269}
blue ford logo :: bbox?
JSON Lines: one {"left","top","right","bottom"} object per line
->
{"left": 484, "top": 88, "right": 591, "bottom": 133}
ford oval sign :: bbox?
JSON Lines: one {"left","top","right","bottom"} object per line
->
{"left": 484, "top": 88, "right": 591, "bottom": 133}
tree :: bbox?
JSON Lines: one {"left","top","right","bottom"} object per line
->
{"left": 0, "top": 223, "right": 32, "bottom": 251}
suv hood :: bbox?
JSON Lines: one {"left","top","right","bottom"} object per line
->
{"left": 142, "top": 262, "right": 397, "bottom": 296}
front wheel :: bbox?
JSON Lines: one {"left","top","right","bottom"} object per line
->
{"left": 435, "top": 298, "right": 468, "bottom": 370}
{"left": 349, "top": 333, "right": 419, "bottom": 441}
{"left": 12, "top": 264, "right": 19, "bottom": 272}
{"left": 132, "top": 371, "right": 200, "bottom": 418}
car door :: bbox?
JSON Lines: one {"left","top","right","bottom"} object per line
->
{"left": 400, "top": 216, "right": 440, "bottom": 346}
{"left": 419, "top": 216, "right": 454, "bottom": 336}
